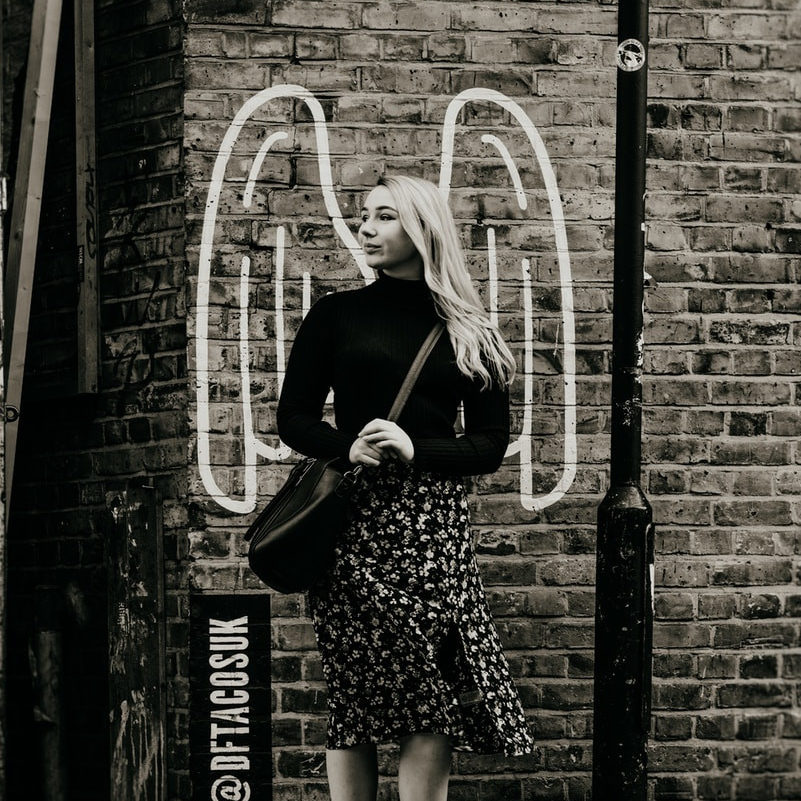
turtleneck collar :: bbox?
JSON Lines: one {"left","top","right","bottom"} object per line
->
{"left": 369, "top": 269, "right": 437, "bottom": 312}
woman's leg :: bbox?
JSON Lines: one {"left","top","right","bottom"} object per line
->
{"left": 326, "top": 743, "right": 378, "bottom": 801}
{"left": 397, "top": 733, "right": 452, "bottom": 801}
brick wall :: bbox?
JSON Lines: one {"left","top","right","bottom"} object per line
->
{"left": 4, "top": 0, "right": 186, "bottom": 798}
{"left": 93, "top": 0, "right": 188, "bottom": 796}
{"left": 643, "top": 6, "right": 801, "bottom": 799}
{"left": 183, "top": 1, "right": 801, "bottom": 799}
{"left": 3, "top": 0, "right": 798, "bottom": 797}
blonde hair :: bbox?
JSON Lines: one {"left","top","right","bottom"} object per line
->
{"left": 378, "top": 175, "right": 516, "bottom": 389}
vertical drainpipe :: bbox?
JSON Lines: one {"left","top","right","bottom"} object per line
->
{"left": 592, "top": 0, "right": 655, "bottom": 798}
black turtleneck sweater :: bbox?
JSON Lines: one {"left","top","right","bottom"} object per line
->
{"left": 276, "top": 270, "right": 510, "bottom": 475}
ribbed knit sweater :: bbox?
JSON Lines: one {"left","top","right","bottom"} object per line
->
{"left": 276, "top": 270, "right": 510, "bottom": 475}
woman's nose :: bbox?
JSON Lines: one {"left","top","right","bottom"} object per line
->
{"left": 359, "top": 219, "right": 375, "bottom": 237}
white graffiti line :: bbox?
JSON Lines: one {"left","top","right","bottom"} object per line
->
{"left": 480, "top": 133, "right": 528, "bottom": 211}
{"left": 198, "top": 84, "right": 575, "bottom": 514}
{"left": 439, "top": 88, "right": 577, "bottom": 512}
{"left": 243, "top": 131, "right": 288, "bottom": 208}
{"left": 302, "top": 271, "right": 311, "bottom": 314}
{"left": 196, "top": 84, "right": 366, "bottom": 513}
{"left": 487, "top": 227, "right": 499, "bottom": 327}
{"left": 238, "top": 256, "right": 258, "bottom": 505}
{"left": 252, "top": 226, "right": 291, "bottom": 461}
{"left": 503, "top": 256, "right": 533, "bottom": 463}
{"left": 518, "top": 258, "right": 535, "bottom": 504}
{"left": 275, "top": 226, "right": 287, "bottom": 389}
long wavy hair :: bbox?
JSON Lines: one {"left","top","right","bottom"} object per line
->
{"left": 378, "top": 175, "right": 516, "bottom": 389}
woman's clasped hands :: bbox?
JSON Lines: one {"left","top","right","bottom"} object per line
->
{"left": 348, "top": 418, "right": 415, "bottom": 466}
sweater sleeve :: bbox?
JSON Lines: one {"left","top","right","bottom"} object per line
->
{"left": 276, "top": 295, "right": 357, "bottom": 461}
{"left": 410, "top": 374, "right": 510, "bottom": 476}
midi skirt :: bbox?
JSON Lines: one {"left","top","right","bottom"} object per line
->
{"left": 307, "top": 458, "right": 536, "bottom": 756}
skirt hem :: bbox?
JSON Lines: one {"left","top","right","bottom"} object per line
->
{"left": 324, "top": 728, "right": 537, "bottom": 758}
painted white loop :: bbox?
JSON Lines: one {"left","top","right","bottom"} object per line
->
{"left": 196, "top": 85, "right": 367, "bottom": 513}
{"left": 440, "top": 88, "right": 577, "bottom": 513}
{"left": 197, "top": 85, "right": 576, "bottom": 516}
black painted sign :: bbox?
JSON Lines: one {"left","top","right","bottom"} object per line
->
{"left": 190, "top": 593, "right": 271, "bottom": 801}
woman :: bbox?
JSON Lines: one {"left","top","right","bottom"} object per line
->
{"left": 277, "top": 176, "right": 535, "bottom": 801}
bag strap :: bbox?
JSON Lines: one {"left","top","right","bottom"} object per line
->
{"left": 387, "top": 322, "right": 445, "bottom": 423}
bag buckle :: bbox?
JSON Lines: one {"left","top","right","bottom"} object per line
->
{"left": 335, "top": 465, "right": 362, "bottom": 497}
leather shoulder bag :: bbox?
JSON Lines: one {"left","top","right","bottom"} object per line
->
{"left": 245, "top": 321, "right": 445, "bottom": 594}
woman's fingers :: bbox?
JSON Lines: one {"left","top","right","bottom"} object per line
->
{"left": 361, "top": 432, "right": 396, "bottom": 446}
{"left": 357, "top": 419, "right": 414, "bottom": 463}
{"left": 358, "top": 418, "right": 394, "bottom": 437}
{"left": 349, "top": 434, "right": 386, "bottom": 465}
{"left": 359, "top": 436, "right": 384, "bottom": 453}
{"left": 365, "top": 435, "right": 413, "bottom": 462}
{"left": 359, "top": 432, "right": 399, "bottom": 454}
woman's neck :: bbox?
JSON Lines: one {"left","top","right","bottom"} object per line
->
{"left": 378, "top": 259, "right": 424, "bottom": 281}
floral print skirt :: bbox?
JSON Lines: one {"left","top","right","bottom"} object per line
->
{"left": 307, "top": 458, "right": 535, "bottom": 756}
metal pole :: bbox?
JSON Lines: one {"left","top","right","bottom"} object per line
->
{"left": 592, "top": 0, "right": 655, "bottom": 798}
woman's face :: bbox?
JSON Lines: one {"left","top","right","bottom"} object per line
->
{"left": 358, "top": 185, "right": 422, "bottom": 278}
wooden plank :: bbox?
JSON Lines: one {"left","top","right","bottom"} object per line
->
{"left": 0, "top": 7, "right": 7, "bottom": 791}
{"left": 74, "top": 0, "right": 99, "bottom": 394}
{"left": 108, "top": 486, "right": 167, "bottom": 801}
{"left": 3, "top": 0, "right": 63, "bottom": 510}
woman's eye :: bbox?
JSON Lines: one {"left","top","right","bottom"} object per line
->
{"left": 380, "top": 215, "right": 392, "bottom": 221}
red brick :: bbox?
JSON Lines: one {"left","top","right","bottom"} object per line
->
{"left": 652, "top": 683, "right": 713, "bottom": 711}
{"left": 711, "top": 560, "right": 793, "bottom": 586}
{"left": 698, "top": 654, "right": 737, "bottom": 679}
{"left": 271, "top": 0, "right": 361, "bottom": 28}
{"left": 717, "top": 683, "right": 793, "bottom": 709}
{"left": 380, "top": 33, "right": 426, "bottom": 60}
{"left": 723, "top": 165, "right": 763, "bottom": 190}
{"left": 696, "top": 715, "right": 736, "bottom": 741}
{"left": 685, "top": 44, "right": 723, "bottom": 69}
{"left": 650, "top": 745, "right": 715, "bottom": 771}
{"left": 707, "top": 13, "right": 787, "bottom": 39}
{"left": 660, "top": 12, "right": 706, "bottom": 38}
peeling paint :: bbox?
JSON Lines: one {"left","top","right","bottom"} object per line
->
{"left": 109, "top": 491, "right": 165, "bottom": 801}
{"left": 617, "top": 397, "right": 642, "bottom": 428}
{"left": 111, "top": 691, "right": 162, "bottom": 801}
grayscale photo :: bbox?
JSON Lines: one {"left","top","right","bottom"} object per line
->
{"left": 1, "top": 0, "right": 800, "bottom": 799}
